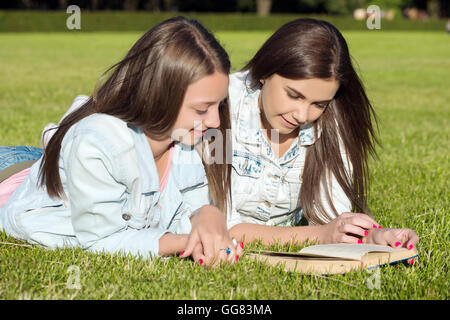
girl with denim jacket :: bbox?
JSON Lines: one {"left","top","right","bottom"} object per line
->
{"left": 0, "top": 17, "right": 243, "bottom": 266}
{"left": 227, "top": 18, "right": 418, "bottom": 255}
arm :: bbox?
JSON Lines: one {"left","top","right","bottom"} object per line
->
{"left": 229, "top": 223, "right": 323, "bottom": 246}
{"left": 65, "top": 130, "right": 184, "bottom": 259}
{"left": 158, "top": 233, "right": 189, "bottom": 256}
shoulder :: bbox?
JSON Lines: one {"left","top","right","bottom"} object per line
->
{"left": 229, "top": 70, "right": 250, "bottom": 93}
{"left": 229, "top": 71, "right": 259, "bottom": 120}
{"left": 229, "top": 71, "right": 249, "bottom": 104}
{"left": 60, "top": 114, "right": 137, "bottom": 177}
{"left": 69, "top": 113, "right": 134, "bottom": 151}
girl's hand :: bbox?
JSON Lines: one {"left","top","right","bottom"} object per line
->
{"left": 319, "top": 212, "right": 381, "bottom": 244}
{"left": 365, "top": 227, "right": 419, "bottom": 265}
{"left": 179, "top": 205, "right": 244, "bottom": 267}
{"left": 366, "top": 227, "right": 419, "bottom": 250}
{"left": 190, "top": 239, "right": 244, "bottom": 267}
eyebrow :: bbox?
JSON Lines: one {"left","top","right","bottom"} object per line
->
{"left": 286, "top": 86, "right": 333, "bottom": 104}
{"left": 189, "top": 101, "right": 216, "bottom": 108}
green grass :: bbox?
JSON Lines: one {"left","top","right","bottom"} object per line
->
{"left": 0, "top": 30, "right": 449, "bottom": 300}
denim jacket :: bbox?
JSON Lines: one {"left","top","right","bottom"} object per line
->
{"left": 0, "top": 96, "right": 210, "bottom": 259}
{"left": 227, "top": 72, "right": 351, "bottom": 228}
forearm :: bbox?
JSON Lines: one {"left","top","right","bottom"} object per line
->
{"left": 158, "top": 233, "right": 189, "bottom": 256}
{"left": 229, "top": 223, "right": 323, "bottom": 246}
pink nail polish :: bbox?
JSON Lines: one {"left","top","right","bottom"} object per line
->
{"left": 235, "top": 255, "right": 239, "bottom": 262}
{"left": 408, "top": 244, "right": 414, "bottom": 250}
{"left": 179, "top": 250, "right": 185, "bottom": 256}
{"left": 395, "top": 242, "right": 401, "bottom": 247}
{"left": 372, "top": 224, "right": 377, "bottom": 228}
{"left": 409, "top": 259, "right": 414, "bottom": 265}
{"left": 358, "top": 239, "right": 362, "bottom": 244}
{"left": 364, "top": 230, "right": 368, "bottom": 236}
{"left": 378, "top": 225, "right": 382, "bottom": 229}
{"left": 199, "top": 259, "right": 203, "bottom": 265}
{"left": 240, "top": 242, "right": 244, "bottom": 249}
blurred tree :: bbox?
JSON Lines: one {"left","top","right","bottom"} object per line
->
{"left": 272, "top": 0, "right": 323, "bottom": 13}
{"left": 143, "top": 0, "right": 161, "bottom": 12}
{"left": 257, "top": 0, "right": 272, "bottom": 16}
{"left": 237, "top": 0, "right": 256, "bottom": 12}
{"left": 175, "top": 0, "right": 237, "bottom": 12}
{"left": 123, "top": 0, "right": 139, "bottom": 11}
{"left": 323, "top": 0, "right": 367, "bottom": 15}
{"left": 163, "top": 0, "right": 174, "bottom": 11}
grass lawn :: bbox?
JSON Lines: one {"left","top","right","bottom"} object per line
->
{"left": 0, "top": 30, "right": 449, "bottom": 300}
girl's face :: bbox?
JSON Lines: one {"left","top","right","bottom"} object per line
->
{"left": 259, "top": 73, "right": 339, "bottom": 135}
{"left": 171, "top": 71, "right": 229, "bottom": 146}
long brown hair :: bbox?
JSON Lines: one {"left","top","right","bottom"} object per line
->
{"left": 243, "top": 18, "right": 379, "bottom": 224}
{"left": 39, "top": 16, "right": 232, "bottom": 213}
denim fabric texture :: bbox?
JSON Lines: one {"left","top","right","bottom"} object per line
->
{"left": 0, "top": 146, "right": 43, "bottom": 171}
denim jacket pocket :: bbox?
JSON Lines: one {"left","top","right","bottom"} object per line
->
{"left": 232, "top": 152, "right": 263, "bottom": 179}
{"left": 282, "top": 165, "right": 303, "bottom": 212}
{"left": 231, "top": 153, "right": 265, "bottom": 219}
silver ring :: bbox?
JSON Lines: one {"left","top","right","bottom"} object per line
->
{"left": 221, "top": 248, "right": 231, "bottom": 254}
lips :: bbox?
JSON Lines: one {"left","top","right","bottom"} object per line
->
{"left": 280, "top": 115, "right": 297, "bottom": 128}
{"left": 192, "top": 128, "right": 207, "bottom": 137}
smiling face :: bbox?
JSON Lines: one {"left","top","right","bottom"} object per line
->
{"left": 259, "top": 73, "right": 340, "bottom": 135}
{"left": 171, "top": 71, "right": 229, "bottom": 146}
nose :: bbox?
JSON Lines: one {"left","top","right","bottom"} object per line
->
{"left": 204, "top": 105, "right": 221, "bottom": 129}
{"left": 292, "top": 102, "right": 309, "bottom": 125}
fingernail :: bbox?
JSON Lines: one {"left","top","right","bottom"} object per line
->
{"left": 395, "top": 242, "right": 401, "bottom": 247}
{"left": 372, "top": 224, "right": 377, "bottom": 228}
{"left": 408, "top": 244, "right": 414, "bottom": 250}
{"left": 240, "top": 242, "right": 244, "bottom": 249}
{"left": 364, "top": 230, "right": 368, "bottom": 236}
{"left": 199, "top": 259, "right": 203, "bottom": 265}
{"left": 409, "top": 259, "right": 414, "bottom": 265}
{"left": 378, "top": 225, "right": 382, "bottom": 229}
{"left": 235, "top": 255, "right": 239, "bottom": 262}
{"left": 179, "top": 250, "right": 185, "bottom": 256}
{"left": 358, "top": 239, "right": 362, "bottom": 244}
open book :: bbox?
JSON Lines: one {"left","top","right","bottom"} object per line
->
{"left": 247, "top": 244, "right": 418, "bottom": 275}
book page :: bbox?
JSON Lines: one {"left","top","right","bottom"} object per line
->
{"left": 298, "top": 244, "right": 405, "bottom": 261}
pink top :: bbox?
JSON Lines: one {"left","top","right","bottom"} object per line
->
{"left": 159, "top": 144, "right": 174, "bottom": 192}
{"left": 0, "top": 167, "right": 31, "bottom": 208}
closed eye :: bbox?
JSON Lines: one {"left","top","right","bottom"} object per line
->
{"left": 195, "top": 109, "right": 208, "bottom": 115}
{"left": 314, "top": 103, "right": 329, "bottom": 109}
{"left": 287, "top": 92, "right": 301, "bottom": 100}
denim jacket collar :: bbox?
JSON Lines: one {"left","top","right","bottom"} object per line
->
{"left": 170, "top": 143, "right": 206, "bottom": 190}
{"left": 128, "top": 124, "right": 160, "bottom": 193}
{"left": 127, "top": 125, "right": 205, "bottom": 194}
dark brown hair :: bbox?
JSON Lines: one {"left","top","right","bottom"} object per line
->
{"left": 243, "top": 18, "right": 379, "bottom": 224}
{"left": 39, "top": 16, "right": 232, "bottom": 213}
